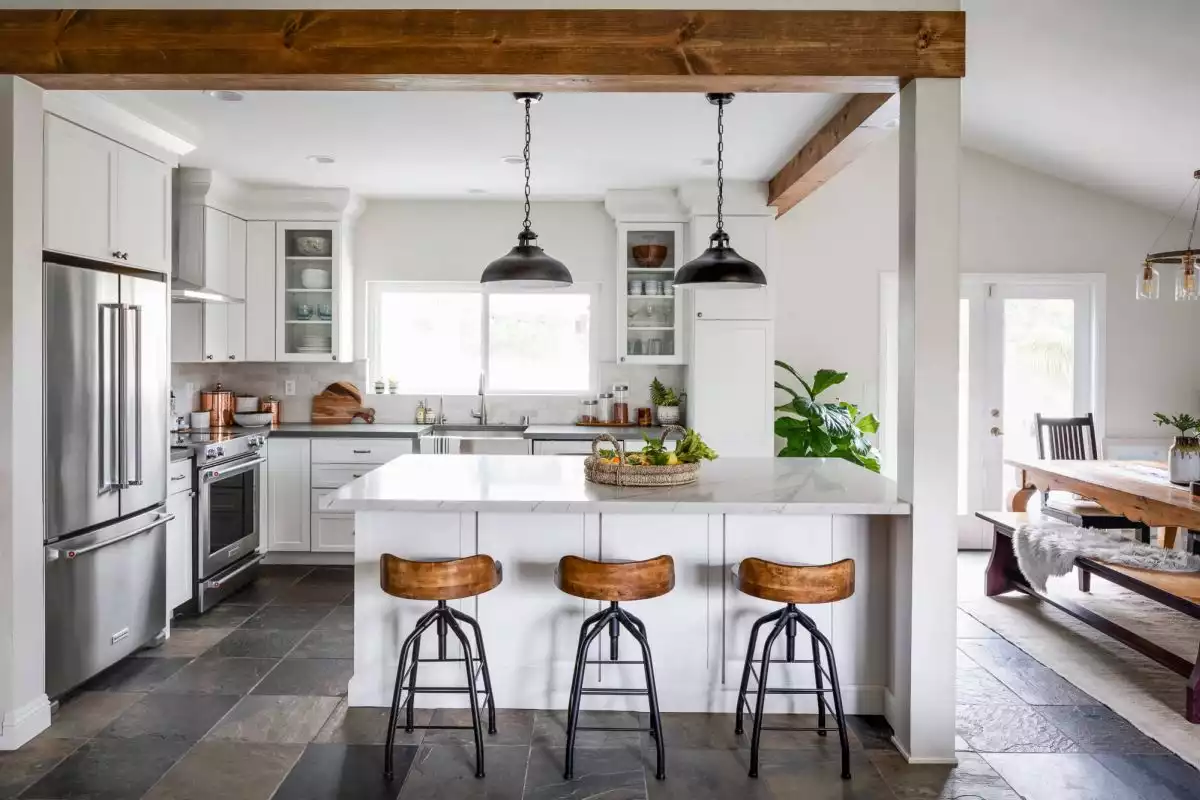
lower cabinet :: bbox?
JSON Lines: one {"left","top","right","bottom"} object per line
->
{"left": 266, "top": 438, "right": 312, "bottom": 551}
{"left": 532, "top": 438, "right": 672, "bottom": 455}
{"left": 313, "top": 514, "right": 356, "bottom": 553}
{"left": 165, "top": 487, "right": 194, "bottom": 614}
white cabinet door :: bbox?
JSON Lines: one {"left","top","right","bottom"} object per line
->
{"left": 267, "top": 439, "right": 311, "bottom": 551}
{"left": 245, "top": 221, "right": 277, "bottom": 361}
{"left": 690, "top": 216, "right": 771, "bottom": 321}
{"left": 44, "top": 114, "right": 114, "bottom": 263}
{"left": 532, "top": 440, "right": 593, "bottom": 455}
{"left": 165, "top": 490, "right": 194, "bottom": 613}
{"left": 171, "top": 303, "right": 204, "bottom": 363}
{"left": 202, "top": 303, "right": 227, "bottom": 364}
{"left": 203, "top": 207, "right": 230, "bottom": 295}
{"left": 113, "top": 145, "right": 171, "bottom": 273}
{"left": 688, "top": 319, "right": 774, "bottom": 457}
{"left": 226, "top": 216, "right": 247, "bottom": 361}
{"left": 312, "top": 514, "right": 355, "bottom": 553}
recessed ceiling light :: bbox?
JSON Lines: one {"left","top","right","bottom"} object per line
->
{"left": 467, "top": 188, "right": 487, "bottom": 194}
{"left": 204, "top": 90, "right": 245, "bottom": 102}
{"left": 698, "top": 157, "right": 716, "bottom": 167}
{"left": 501, "top": 155, "right": 525, "bottom": 165}
{"left": 306, "top": 155, "right": 336, "bottom": 165}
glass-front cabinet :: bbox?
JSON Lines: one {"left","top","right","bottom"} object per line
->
{"left": 617, "top": 223, "right": 685, "bottom": 365}
{"left": 275, "top": 223, "right": 343, "bottom": 361}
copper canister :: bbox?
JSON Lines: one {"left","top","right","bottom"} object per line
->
{"left": 261, "top": 396, "right": 282, "bottom": 427}
{"left": 199, "top": 383, "right": 235, "bottom": 428}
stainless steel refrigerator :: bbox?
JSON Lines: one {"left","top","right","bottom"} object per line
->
{"left": 43, "top": 258, "right": 170, "bottom": 699}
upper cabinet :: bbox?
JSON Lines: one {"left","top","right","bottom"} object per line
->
{"left": 617, "top": 223, "right": 685, "bottom": 365}
{"left": 44, "top": 114, "right": 172, "bottom": 274}
{"left": 172, "top": 207, "right": 249, "bottom": 362}
{"left": 275, "top": 223, "right": 350, "bottom": 362}
{"left": 688, "top": 216, "right": 771, "bottom": 321}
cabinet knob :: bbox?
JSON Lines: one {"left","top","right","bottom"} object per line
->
{"left": 205, "top": 355, "right": 213, "bottom": 360}
{"left": 331, "top": 355, "right": 338, "bottom": 361}
{"left": 228, "top": 355, "right": 236, "bottom": 360}
{"left": 111, "top": 251, "right": 121, "bottom": 258}
{"left": 619, "top": 356, "right": 626, "bottom": 362}
{"left": 697, "top": 312, "right": 703, "bottom": 318}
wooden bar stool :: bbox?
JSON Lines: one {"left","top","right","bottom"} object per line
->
{"left": 732, "top": 557, "right": 855, "bottom": 780}
{"left": 556, "top": 554, "right": 674, "bottom": 781}
{"left": 380, "top": 554, "right": 502, "bottom": 780}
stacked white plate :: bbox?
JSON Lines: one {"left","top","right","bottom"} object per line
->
{"left": 297, "top": 333, "right": 331, "bottom": 352}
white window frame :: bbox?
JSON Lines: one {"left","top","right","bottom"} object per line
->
{"left": 367, "top": 281, "right": 601, "bottom": 396}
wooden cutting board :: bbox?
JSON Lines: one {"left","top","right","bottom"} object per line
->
{"left": 311, "top": 381, "right": 376, "bottom": 424}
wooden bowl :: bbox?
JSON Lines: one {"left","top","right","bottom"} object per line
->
{"left": 631, "top": 244, "right": 668, "bottom": 268}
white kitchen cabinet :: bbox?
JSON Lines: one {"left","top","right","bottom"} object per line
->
{"left": 311, "top": 438, "right": 412, "bottom": 465}
{"left": 174, "top": 208, "right": 252, "bottom": 363}
{"left": 617, "top": 223, "right": 685, "bottom": 365}
{"left": 688, "top": 216, "right": 771, "bottom": 321}
{"left": 312, "top": 514, "right": 356, "bottom": 553}
{"left": 165, "top": 489, "right": 194, "bottom": 613}
{"left": 266, "top": 438, "right": 311, "bottom": 551}
{"left": 531, "top": 438, "right": 670, "bottom": 455}
{"left": 276, "top": 222, "right": 349, "bottom": 362}
{"left": 201, "top": 303, "right": 228, "bottom": 364}
{"left": 245, "top": 221, "right": 277, "bottom": 361}
{"left": 43, "top": 114, "right": 171, "bottom": 274}
{"left": 687, "top": 319, "right": 774, "bottom": 458}
{"left": 226, "top": 216, "right": 248, "bottom": 361}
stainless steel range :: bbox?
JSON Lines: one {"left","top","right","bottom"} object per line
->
{"left": 173, "top": 429, "right": 266, "bottom": 612}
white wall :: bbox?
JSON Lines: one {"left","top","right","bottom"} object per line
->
{"left": 774, "top": 136, "right": 1200, "bottom": 442}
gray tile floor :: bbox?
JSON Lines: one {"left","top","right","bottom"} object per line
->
{"left": 3, "top": 563, "right": 1200, "bottom": 799}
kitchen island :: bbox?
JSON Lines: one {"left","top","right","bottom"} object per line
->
{"left": 326, "top": 455, "right": 912, "bottom": 724}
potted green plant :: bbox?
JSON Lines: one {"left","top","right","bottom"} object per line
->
{"left": 650, "top": 377, "right": 681, "bottom": 425}
{"left": 1154, "top": 412, "right": 1200, "bottom": 484}
{"left": 774, "top": 362, "right": 881, "bottom": 472}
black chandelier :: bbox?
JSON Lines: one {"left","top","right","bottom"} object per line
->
{"left": 1136, "top": 169, "right": 1200, "bottom": 302}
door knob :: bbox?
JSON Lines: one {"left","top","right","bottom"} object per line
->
{"left": 990, "top": 426, "right": 1003, "bottom": 437}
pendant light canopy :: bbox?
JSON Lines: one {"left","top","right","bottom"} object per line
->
{"left": 674, "top": 93, "right": 767, "bottom": 289}
{"left": 1137, "top": 169, "right": 1200, "bottom": 301}
{"left": 481, "top": 92, "right": 573, "bottom": 289}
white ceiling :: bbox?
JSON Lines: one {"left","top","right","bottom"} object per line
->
{"left": 97, "top": 90, "right": 847, "bottom": 200}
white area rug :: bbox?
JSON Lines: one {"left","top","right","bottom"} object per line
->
{"left": 958, "top": 552, "right": 1200, "bottom": 768}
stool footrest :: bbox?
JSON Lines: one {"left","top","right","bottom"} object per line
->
{"left": 576, "top": 725, "right": 653, "bottom": 733}
{"left": 584, "top": 659, "right": 648, "bottom": 666}
{"left": 580, "top": 687, "right": 649, "bottom": 696}
{"left": 748, "top": 663, "right": 834, "bottom": 689}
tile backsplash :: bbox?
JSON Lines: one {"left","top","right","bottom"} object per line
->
{"left": 172, "top": 361, "right": 686, "bottom": 425}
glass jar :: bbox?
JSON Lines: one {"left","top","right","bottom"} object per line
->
{"left": 611, "top": 384, "right": 630, "bottom": 424}
{"left": 597, "top": 392, "right": 614, "bottom": 423}
{"left": 579, "top": 398, "right": 599, "bottom": 424}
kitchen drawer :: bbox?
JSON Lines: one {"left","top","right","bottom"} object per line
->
{"left": 311, "top": 438, "right": 412, "bottom": 465}
{"left": 312, "top": 513, "right": 355, "bottom": 553}
{"left": 311, "top": 487, "right": 346, "bottom": 513}
{"left": 168, "top": 462, "right": 193, "bottom": 495}
{"left": 311, "top": 464, "right": 373, "bottom": 489}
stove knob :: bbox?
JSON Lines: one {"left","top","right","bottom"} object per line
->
{"left": 217, "top": 446, "right": 225, "bottom": 457}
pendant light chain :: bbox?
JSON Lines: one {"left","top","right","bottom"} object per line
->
{"left": 715, "top": 98, "right": 725, "bottom": 236}
{"left": 1188, "top": 181, "right": 1200, "bottom": 252}
{"left": 523, "top": 97, "right": 533, "bottom": 234}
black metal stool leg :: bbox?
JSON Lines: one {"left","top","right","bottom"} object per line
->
{"left": 785, "top": 613, "right": 797, "bottom": 662}
{"left": 749, "top": 615, "right": 788, "bottom": 779}
{"left": 735, "top": 608, "right": 783, "bottom": 736}
{"left": 451, "top": 608, "right": 498, "bottom": 735}
{"left": 405, "top": 633, "right": 422, "bottom": 732}
{"left": 608, "top": 601, "right": 620, "bottom": 661}
{"left": 620, "top": 608, "right": 666, "bottom": 780}
{"left": 565, "top": 608, "right": 614, "bottom": 781}
{"left": 436, "top": 602, "right": 449, "bottom": 660}
{"left": 385, "top": 610, "right": 438, "bottom": 780}
{"left": 801, "top": 615, "right": 851, "bottom": 780}
{"left": 445, "top": 613, "right": 486, "bottom": 779}
{"left": 810, "top": 626, "right": 826, "bottom": 736}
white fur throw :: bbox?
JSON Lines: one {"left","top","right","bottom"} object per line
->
{"left": 1013, "top": 523, "right": 1200, "bottom": 592}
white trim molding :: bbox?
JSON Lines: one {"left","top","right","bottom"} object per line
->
{"left": 0, "top": 694, "right": 51, "bottom": 751}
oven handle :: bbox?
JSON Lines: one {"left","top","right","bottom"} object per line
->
{"left": 205, "top": 552, "right": 265, "bottom": 590}
{"left": 49, "top": 513, "right": 174, "bottom": 561}
{"left": 200, "top": 455, "right": 266, "bottom": 485}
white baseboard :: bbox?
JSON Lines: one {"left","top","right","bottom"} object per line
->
{"left": 262, "top": 552, "right": 354, "bottom": 566}
{"left": 0, "top": 694, "right": 51, "bottom": 751}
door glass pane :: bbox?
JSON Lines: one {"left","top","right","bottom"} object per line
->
{"left": 958, "top": 298, "right": 970, "bottom": 515}
{"left": 1002, "top": 298, "right": 1075, "bottom": 499}
{"left": 209, "top": 469, "right": 256, "bottom": 554}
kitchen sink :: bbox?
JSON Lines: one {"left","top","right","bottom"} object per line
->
{"left": 430, "top": 425, "right": 526, "bottom": 439}
{"left": 424, "top": 425, "right": 530, "bottom": 455}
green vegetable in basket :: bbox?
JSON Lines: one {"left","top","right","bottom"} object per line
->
{"left": 640, "top": 433, "right": 672, "bottom": 466}
{"left": 674, "top": 429, "right": 719, "bottom": 464}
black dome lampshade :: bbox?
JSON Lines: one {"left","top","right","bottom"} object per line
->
{"left": 481, "top": 92, "right": 573, "bottom": 289}
{"left": 675, "top": 93, "right": 767, "bottom": 289}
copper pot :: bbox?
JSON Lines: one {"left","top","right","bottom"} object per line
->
{"left": 199, "top": 383, "right": 235, "bottom": 428}
{"left": 261, "top": 396, "right": 282, "bottom": 427}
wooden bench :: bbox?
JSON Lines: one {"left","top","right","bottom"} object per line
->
{"left": 978, "top": 510, "right": 1200, "bottom": 723}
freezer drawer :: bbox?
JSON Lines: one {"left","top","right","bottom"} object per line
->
{"left": 44, "top": 507, "right": 171, "bottom": 699}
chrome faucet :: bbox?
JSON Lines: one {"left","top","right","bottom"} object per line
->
{"left": 471, "top": 373, "right": 487, "bottom": 425}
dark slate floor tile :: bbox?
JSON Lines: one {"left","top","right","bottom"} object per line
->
{"left": 142, "top": 741, "right": 304, "bottom": 800}
{"left": 844, "top": 715, "right": 895, "bottom": 751}
{"left": 241, "top": 604, "right": 337, "bottom": 631}
{"left": 957, "top": 639, "right": 1095, "bottom": 705}
{"left": 143, "top": 628, "right": 233, "bottom": 659}
{"left": 1094, "top": 754, "right": 1200, "bottom": 800}
{"left": 252, "top": 657, "right": 352, "bottom": 697}
{"left": 753, "top": 749, "right": 892, "bottom": 798}
{"left": 532, "top": 710, "right": 643, "bottom": 749}
{"left": 258, "top": 565, "right": 314, "bottom": 582}
{"left": 1035, "top": 705, "right": 1168, "bottom": 754}
{"left": 18, "top": 736, "right": 190, "bottom": 800}
{"left": 957, "top": 659, "right": 1026, "bottom": 706}
{"left": 300, "top": 567, "right": 354, "bottom": 584}
{"left": 956, "top": 704, "right": 1078, "bottom": 753}
{"left": 316, "top": 605, "right": 354, "bottom": 631}
{"left": 984, "top": 753, "right": 1143, "bottom": 800}
{"left": 273, "top": 580, "right": 354, "bottom": 606}
{"left": 735, "top": 713, "right": 863, "bottom": 758}
{"left": 869, "top": 750, "right": 1022, "bottom": 799}
{"left": 644, "top": 747, "right": 774, "bottom": 800}
{"left": 204, "top": 694, "right": 340, "bottom": 744}
{"left": 423, "top": 709, "right": 535, "bottom": 747}
{"left": 398, "top": 744, "right": 529, "bottom": 799}
{"left": 958, "top": 609, "right": 1001, "bottom": 639}
{"left": 272, "top": 743, "right": 413, "bottom": 800}
{"left": 292, "top": 628, "right": 354, "bottom": 659}
{"left": 213, "top": 628, "right": 306, "bottom": 659}
{"left": 153, "top": 656, "right": 278, "bottom": 695}
{"left": 0, "top": 737, "right": 83, "bottom": 800}
{"left": 38, "top": 692, "right": 142, "bottom": 739}
{"left": 98, "top": 692, "right": 240, "bottom": 742}
{"left": 315, "top": 701, "right": 432, "bottom": 746}
{"left": 81, "top": 656, "right": 193, "bottom": 693}
{"left": 522, "top": 745, "right": 647, "bottom": 800}
{"left": 171, "top": 603, "right": 259, "bottom": 630}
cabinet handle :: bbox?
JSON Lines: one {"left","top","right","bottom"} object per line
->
{"left": 206, "top": 355, "right": 214, "bottom": 360}
{"left": 228, "top": 355, "right": 236, "bottom": 360}
{"left": 352, "top": 449, "right": 371, "bottom": 454}
{"left": 170, "top": 474, "right": 187, "bottom": 481}
{"left": 111, "top": 251, "right": 121, "bottom": 258}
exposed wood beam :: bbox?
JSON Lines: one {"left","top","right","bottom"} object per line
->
{"left": 768, "top": 93, "right": 896, "bottom": 217}
{"left": 0, "top": 10, "right": 965, "bottom": 92}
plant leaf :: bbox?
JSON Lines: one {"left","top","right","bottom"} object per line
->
{"left": 856, "top": 413, "right": 880, "bottom": 434}
{"left": 809, "top": 369, "right": 847, "bottom": 399}
{"left": 774, "top": 416, "right": 808, "bottom": 438}
{"left": 778, "top": 445, "right": 809, "bottom": 458}
{"left": 775, "top": 360, "right": 814, "bottom": 399}
{"left": 774, "top": 381, "right": 801, "bottom": 403}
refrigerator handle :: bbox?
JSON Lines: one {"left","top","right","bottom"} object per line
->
{"left": 126, "top": 305, "right": 143, "bottom": 487}
{"left": 98, "top": 304, "right": 120, "bottom": 492}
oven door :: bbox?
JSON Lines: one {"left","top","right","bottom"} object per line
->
{"left": 197, "top": 454, "right": 264, "bottom": 580}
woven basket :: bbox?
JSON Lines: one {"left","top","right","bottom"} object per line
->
{"left": 583, "top": 426, "right": 700, "bottom": 487}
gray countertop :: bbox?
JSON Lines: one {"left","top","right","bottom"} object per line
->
{"left": 522, "top": 424, "right": 665, "bottom": 440}
{"left": 268, "top": 423, "right": 432, "bottom": 438}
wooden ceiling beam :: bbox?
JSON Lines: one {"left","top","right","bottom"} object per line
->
{"left": 0, "top": 9, "right": 965, "bottom": 92}
{"left": 768, "top": 93, "right": 896, "bottom": 217}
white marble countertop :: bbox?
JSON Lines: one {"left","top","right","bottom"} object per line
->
{"left": 522, "top": 424, "right": 666, "bottom": 441}
{"left": 324, "top": 455, "right": 910, "bottom": 515}
{"left": 268, "top": 423, "right": 432, "bottom": 438}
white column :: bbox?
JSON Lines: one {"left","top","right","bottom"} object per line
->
{"left": 890, "top": 77, "right": 960, "bottom": 763}
{"left": 0, "top": 76, "right": 48, "bottom": 750}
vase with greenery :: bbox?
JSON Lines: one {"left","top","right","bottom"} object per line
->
{"left": 1154, "top": 412, "right": 1200, "bottom": 484}
{"left": 774, "top": 362, "right": 881, "bottom": 472}
{"left": 650, "top": 377, "right": 681, "bottom": 425}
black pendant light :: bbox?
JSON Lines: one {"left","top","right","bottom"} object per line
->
{"left": 481, "top": 92, "right": 573, "bottom": 288}
{"left": 675, "top": 93, "right": 767, "bottom": 288}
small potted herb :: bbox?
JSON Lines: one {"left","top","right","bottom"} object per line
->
{"left": 650, "top": 377, "right": 681, "bottom": 425}
{"left": 1154, "top": 413, "right": 1200, "bottom": 484}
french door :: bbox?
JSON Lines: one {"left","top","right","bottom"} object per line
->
{"left": 958, "top": 278, "right": 1097, "bottom": 548}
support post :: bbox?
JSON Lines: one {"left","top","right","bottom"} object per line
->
{"left": 889, "top": 77, "right": 960, "bottom": 763}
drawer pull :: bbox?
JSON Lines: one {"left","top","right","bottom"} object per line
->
{"left": 170, "top": 474, "right": 187, "bottom": 481}
{"left": 352, "top": 449, "right": 371, "bottom": 454}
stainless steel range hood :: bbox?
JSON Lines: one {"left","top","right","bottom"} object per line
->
{"left": 171, "top": 170, "right": 244, "bottom": 304}
{"left": 170, "top": 277, "right": 243, "bottom": 304}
